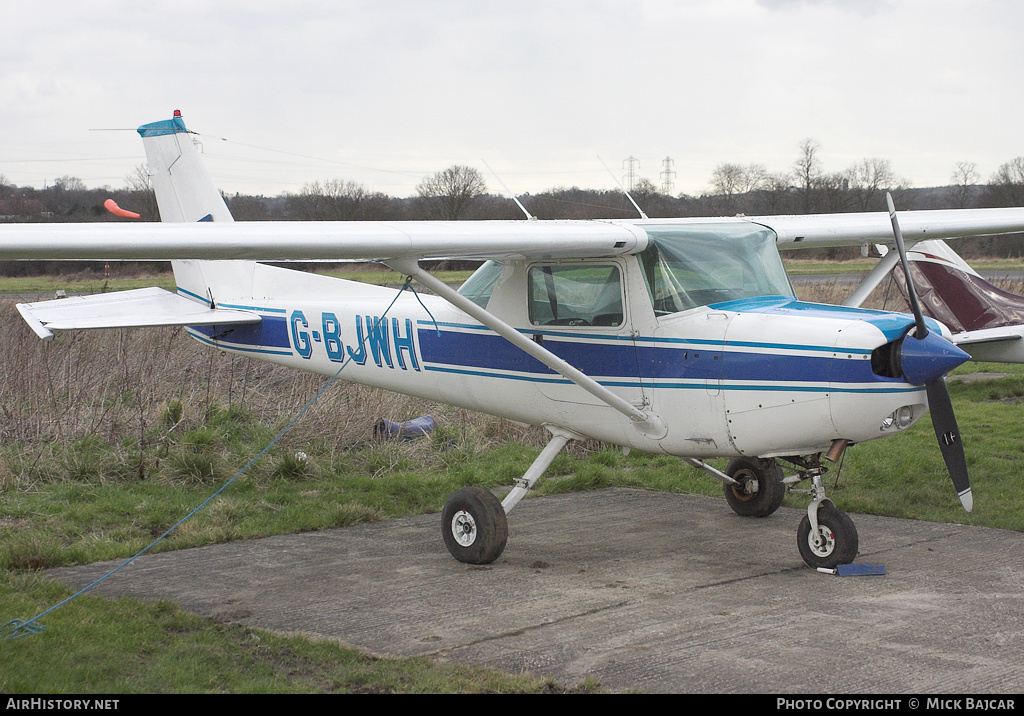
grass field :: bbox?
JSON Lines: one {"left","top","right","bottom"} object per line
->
{"left": 3, "top": 268, "right": 1024, "bottom": 693}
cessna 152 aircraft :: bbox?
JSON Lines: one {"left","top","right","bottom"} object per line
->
{"left": 5, "top": 112, "right": 1024, "bottom": 570}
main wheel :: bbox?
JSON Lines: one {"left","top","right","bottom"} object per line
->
{"left": 723, "top": 457, "right": 786, "bottom": 517}
{"left": 441, "top": 486, "right": 508, "bottom": 564}
{"left": 797, "top": 505, "right": 859, "bottom": 568}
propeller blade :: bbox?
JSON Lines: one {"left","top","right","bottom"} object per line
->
{"left": 888, "top": 192, "right": 972, "bottom": 512}
{"left": 886, "top": 192, "right": 929, "bottom": 338}
{"left": 925, "top": 378, "right": 972, "bottom": 512}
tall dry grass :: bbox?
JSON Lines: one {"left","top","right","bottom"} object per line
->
{"left": 0, "top": 300, "right": 541, "bottom": 460}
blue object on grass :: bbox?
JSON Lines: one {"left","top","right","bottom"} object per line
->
{"left": 374, "top": 416, "right": 438, "bottom": 441}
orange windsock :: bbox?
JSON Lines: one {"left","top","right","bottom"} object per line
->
{"left": 104, "top": 199, "right": 141, "bottom": 219}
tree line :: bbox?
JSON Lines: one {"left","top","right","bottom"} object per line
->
{"left": 2, "top": 139, "right": 1023, "bottom": 264}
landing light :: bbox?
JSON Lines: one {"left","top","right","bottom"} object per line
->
{"left": 881, "top": 405, "right": 916, "bottom": 432}
{"left": 896, "top": 405, "right": 914, "bottom": 428}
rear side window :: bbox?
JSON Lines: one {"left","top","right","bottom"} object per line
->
{"left": 457, "top": 260, "right": 504, "bottom": 308}
{"left": 528, "top": 264, "right": 623, "bottom": 327}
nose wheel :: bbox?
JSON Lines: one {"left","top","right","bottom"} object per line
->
{"left": 797, "top": 504, "right": 858, "bottom": 569}
{"left": 778, "top": 453, "right": 860, "bottom": 569}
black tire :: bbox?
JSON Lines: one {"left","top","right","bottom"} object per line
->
{"left": 723, "top": 457, "right": 786, "bottom": 517}
{"left": 441, "top": 486, "right": 508, "bottom": 564}
{"left": 797, "top": 505, "right": 859, "bottom": 569}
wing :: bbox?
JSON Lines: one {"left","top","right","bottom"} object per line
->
{"left": 0, "top": 220, "right": 649, "bottom": 262}
{"left": 5, "top": 112, "right": 1024, "bottom": 263}
{"left": 748, "top": 208, "right": 1024, "bottom": 249}
{"left": 3, "top": 208, "right": 1024, "bottom": 263}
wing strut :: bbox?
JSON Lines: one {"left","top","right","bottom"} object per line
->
{"left": 386, "top": 258, "right": 667, "bottom": 439}
{"left": 843, "top": 245, "right": 903, "bottom": 308}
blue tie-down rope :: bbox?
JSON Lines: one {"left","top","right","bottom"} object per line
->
{"left": 2, "top": 619, "right": 46, "bottom": 639}
{"left": 3, "top": 278, "right": 415, "bottom": 639}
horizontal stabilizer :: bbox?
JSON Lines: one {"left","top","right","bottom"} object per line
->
{"left": 948, "top": 325, "right": 1024, "bottom": 363}
{"left": 16, "top": 287, "right": 261, "bottom": 340}
{"left": 954, "top": 330, "right": 1024, "bottom": 347}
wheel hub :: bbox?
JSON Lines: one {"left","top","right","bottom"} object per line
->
{"left": 730, "top": 470, "right": 760, "bottom": 501}
{"left": 809, "top": 525, "right": 836, "bottom": 557}
{"left": 451, "top": 510, "right": 477, "bottom": 547}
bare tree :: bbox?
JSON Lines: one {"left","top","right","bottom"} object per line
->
{"left": 416, "top": 165, "right": 486, "bottom": 220}
{"left": 124, "top": 164, "right": 152, "bottom": 194}
{"left": 709, "top": 162, "right": 767, "bottom": 214}
{"left": 226, "top": 193, "right": 271, "bottom": 221}
{"left": 751, "top": 172, "right": 795, "bottom": 215}
{"left": 793, "top": 138, "right": 822, "bottom": 214}
{"left": 984, "top": 157, "right": 1024, "bottom": 207}
{"left": 815, "top": 172, "right": 851, "bottom": 213}
{"left": 51, "top": 176, "right": 86, "bottom": 194}
{"left": 123, "top": 163, "right": 158, "bottom": 219}
{"left": 628, "top": 177, "right": 660, "bottom": 216}
{"left": 847, "top": 158, "right": 898, "bottom": 211}
{"left": 949, "top": 161, "right": 980, "bottom": 208}
{"left": 44, "top": 176, "right": 89, "bottom": 216}
{"left": 292, "top": 179, "right": 371, "bottom": 221}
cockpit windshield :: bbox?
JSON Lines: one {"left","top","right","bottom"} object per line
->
{"left": 638, "top": 223, "right": 794, "bottom": 316}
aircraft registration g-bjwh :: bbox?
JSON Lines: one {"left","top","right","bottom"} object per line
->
{"left": 5, "top": 111, "right": 1024, "bottom": 570}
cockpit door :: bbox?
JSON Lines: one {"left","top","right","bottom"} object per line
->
{"left": 527, "top": 260, "right": 648, "bottom": 413}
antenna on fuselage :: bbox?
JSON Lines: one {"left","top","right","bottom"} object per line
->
{"left": 481, "top": 159, "right": 535, "bottom": 220}
{"left": 598, "top": 155, "right": 648, "bottom": 219}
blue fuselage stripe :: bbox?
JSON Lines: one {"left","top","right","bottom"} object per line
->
{"left": 190, "top": 316, "right": 291, "bottom": 349}
{"left": 191, "top": 312, "right": 909, "bottom": 393}
{"left": 187, "top": 329, "right": 292, "bottom": 356}
{"left": 418, "top": 328, "right": 893, "bottom": 387}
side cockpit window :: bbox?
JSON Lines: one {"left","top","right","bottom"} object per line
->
{"left": 528, "top": 264, "right": 624, "bottom": 327}
{"left": 458, "top": 260, "right": 504, "bottom": 308}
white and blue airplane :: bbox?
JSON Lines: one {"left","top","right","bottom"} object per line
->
{"left": 6, "top": 111, "right": 1024, "bottom": 569}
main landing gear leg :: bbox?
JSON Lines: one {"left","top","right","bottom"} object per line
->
{"left": 785, "top": 454, "right": 859, "bottom": 569}
{"left": 441, "top": 428, "right": 573, "bottom": 565}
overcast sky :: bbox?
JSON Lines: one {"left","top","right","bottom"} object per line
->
{"left": 2, "top": 0, "right": 1021, "bottom": 201}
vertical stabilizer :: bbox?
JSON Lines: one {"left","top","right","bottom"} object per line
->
{"left": 137, "top": 111, "right": 233, "bottom": 224}
{"left": 137, "top": 111, "right": 253, "bottom": 303}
